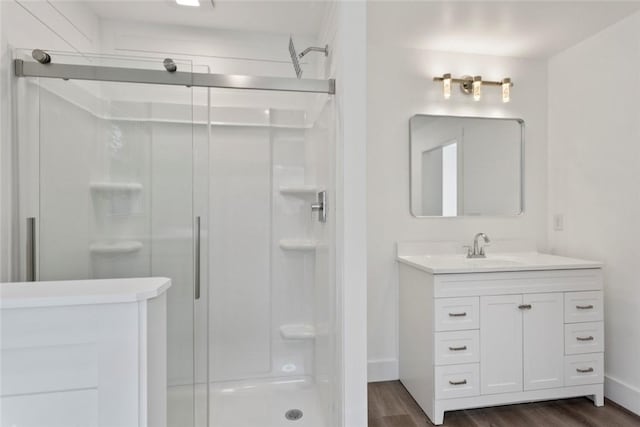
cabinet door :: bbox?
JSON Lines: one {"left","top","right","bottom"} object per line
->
{"left": 523, "top": 293, "right": 564, "bottom": 390}
{"left": 480, "top": 295, "right": 523, "bottom": 395}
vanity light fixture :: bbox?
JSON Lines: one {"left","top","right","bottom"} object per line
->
{"left": 433, "top": 74, "right": 514, "bottom": 102}
{"left": 176, "top": 0, "right": 200, "bottom": 6}
{"left": 502, "top": 77, "right": 511, "bottom": 103}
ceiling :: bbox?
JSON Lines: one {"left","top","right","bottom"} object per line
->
{"left": 85, "top": 0, "right": 328, "bottom": 37}
{"left": 368, "top": 1, "right": 640, "bottom": 58}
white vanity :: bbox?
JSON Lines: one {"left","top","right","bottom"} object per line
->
{"left": 0, "top": 277, "right": 171, "bottom": 427}
{"left": 397, "top": 242, "right": 604, "bottom": 425}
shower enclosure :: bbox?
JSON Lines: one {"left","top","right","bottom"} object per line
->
{"left": 15, "top": 50, "right": 338, "bottom": 427}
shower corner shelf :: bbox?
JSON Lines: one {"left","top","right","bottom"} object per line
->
{"left": 279, "top": 239, "right": 317, "bottom": 251}
{"left": 279, "top": 324, "right": 316, "bottom": 340}
{"left": 279, "top": 185, "right": 318, "bottom": 197}
{"left": 89, "top": 182, "right": 143, "bottom": 192}
{"left": 90, "top": 240, "right": 143, "bottom": 255}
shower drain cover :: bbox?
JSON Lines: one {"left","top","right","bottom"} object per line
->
{"left": 285, "top": 409, "right": 304, "bottom": 421}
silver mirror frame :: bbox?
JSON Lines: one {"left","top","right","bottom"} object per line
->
{"left": 409, "top": 114, "right": 525, "bottom": 218}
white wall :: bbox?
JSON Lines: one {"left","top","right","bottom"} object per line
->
{"left": 334, "top": 2, "right": 368, "bottom": 426}
{"left": 548, "top": 11, "right": 640, "bottom": 415}
{"left": 366, "top": 40, "right": 548, "bottom": 380}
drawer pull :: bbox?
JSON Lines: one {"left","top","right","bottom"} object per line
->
{"left": 576, "top": 336, "right": 594, "bottom": 342}
{"left": 448, "top": 379, "right": 467, "bottom": 386}
{"left": 448, "top": 345, "right": 468, "bottom": 352}
{"left": 576, "top": 304, "right": 594, "bottom": 310}
{"left": 518, "top": 304, "right": 532, "bottom": 310}
{"left": 576, "top": 367, "right": 594, "bottom": 374}
{"left": 448, "top": 312, "right": 467, "bottom": 317}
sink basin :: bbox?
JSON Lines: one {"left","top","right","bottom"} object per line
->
{"left": 397, "top": 252, "right": 602, "bottom": 274}
{"left": 463, "top": 257, "right": 524, "bottom": 267}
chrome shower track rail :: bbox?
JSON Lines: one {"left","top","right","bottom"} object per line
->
{"left": 14, "top": 59, "right": 336, "bottom": 95}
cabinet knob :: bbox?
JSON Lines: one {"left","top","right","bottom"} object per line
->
{"left": 576, "top": 335, "right": 594, "bottom": 342}
{"left": 448, "top": 379, "right": 467, "bottom": 386}
{"left": 448, "top": 312, "right": 467, "bottom": 317}
{"left": 576, "top": 304, "right": 594, "bottom": 310}
{"left": 448, "top": 345, "right": 468, "bottom": 351}
{"left": 576, "top": 367, "right": 594, "bottom": 373}
{"left": 518, "top": 304, "right": 532, "bottom": 310}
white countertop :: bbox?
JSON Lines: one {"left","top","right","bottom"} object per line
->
{"left": 397, "top": 252, "right": 603, "bottom": 274}
{"left": 0, "top": 277, "right": 172, "bottom": 309}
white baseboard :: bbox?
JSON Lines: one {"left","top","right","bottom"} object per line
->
{"left": 605, "top": 375, "right": 640, "bottom": 415}
{"left": 368, "top": 358, "right": 399, "bottom": 383}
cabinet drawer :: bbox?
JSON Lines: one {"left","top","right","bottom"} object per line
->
{"left": 434, "top": 297, "right": 479, "bottom": 331}
{"left": 435, "top": 363, "right": 480, "bottom": 399}
{"left": 435, "top": 330, "right": 479, "bottom": 366}
{"left": 564, "top": 353, "right": 604, "bottom": 386}
{"left": 565, "top": 322, "right": 604, "bottom": 354}
{"left": 565, "top": 291, "right": 603, "bottom": 323}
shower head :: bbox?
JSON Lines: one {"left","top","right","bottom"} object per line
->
{"left": 288, "top": 36, "right": 330, "bottom": 79}
{"left": 163, "top": 58, "right": 177, "bottom": 73}
{"left": 289, "top": 36, "right": 303, "bottom": 79}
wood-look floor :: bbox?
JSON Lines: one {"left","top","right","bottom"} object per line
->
{"left": 368, "top": 381, "right": 640, "bottom": 427}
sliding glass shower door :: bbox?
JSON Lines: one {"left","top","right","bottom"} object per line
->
{"left": 16, "top": 49, "right": 340, "bottom": 427}
{"left": 17, "top": 51, "right": 208, "bottom": 427}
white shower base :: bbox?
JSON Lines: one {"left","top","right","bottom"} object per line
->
{"left": 169, "top": 376, "right": 327, "bottom": 427}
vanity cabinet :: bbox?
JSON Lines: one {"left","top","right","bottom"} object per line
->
{"left": 481, "top": 293, "right": 565, "bottom": 394}
{"left": 398, "top": 263, "right": 604, "bottom": 425}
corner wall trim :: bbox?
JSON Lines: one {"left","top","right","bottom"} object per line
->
{"left": 368, "top": 358, "right": 399, "bottom": 383}
{"left": 605, "top": 375, "right": 640, "bottom": 416}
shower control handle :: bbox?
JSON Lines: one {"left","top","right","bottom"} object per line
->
{"left": 195, "top": 216, "right": 201, "bottom": 300}
{"left": 26, "top": 217, "right": 36, "bottom": 281}
{"left": 311, "top": 191, "right": 327, "bottom": 223}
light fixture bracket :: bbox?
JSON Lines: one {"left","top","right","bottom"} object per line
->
{"left": 459, "top": 75, "right": 474, "bottom": 95}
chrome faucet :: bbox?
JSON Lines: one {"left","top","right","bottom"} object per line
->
{"left": 465, "top": 233, "right": 491, "bottom": 258}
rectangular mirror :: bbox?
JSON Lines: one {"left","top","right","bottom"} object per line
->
{"left": 410, "top": 115, "right": 524, "bottom": 217}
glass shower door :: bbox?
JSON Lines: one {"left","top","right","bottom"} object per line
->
{"left": 18, "top": 51, "right": 206, "bottom": 427}
{"left": 208, "top": 89, "right": 338, "bottom": 427}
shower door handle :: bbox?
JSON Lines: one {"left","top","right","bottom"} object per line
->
{"left": 311, "top": 191, "right": 327, "bottom": 223}
{"left": 26, "top": 217, "right": 36, "bottom": 281}
{"left": 195, "top": 216, "right": 201, "bottom": 300}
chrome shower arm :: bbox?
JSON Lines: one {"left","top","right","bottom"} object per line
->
{"left": 299, "top": 45, "right": 329, "bottom": 58}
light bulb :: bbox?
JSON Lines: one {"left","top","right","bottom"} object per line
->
{"left": 473, "top": 76, "right": 482, "bottom": 101}
{"left": 502, "top": 78, "right": 511, "bottom": 103}
{"left": 443, "top": 73, "right": 452, "bottom": 99}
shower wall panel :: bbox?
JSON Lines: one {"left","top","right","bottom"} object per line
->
{"left": 90, "top": 117, "right": 152, "bottom": 280}
{"left": 209, "top": 107, "right": 318, "bottom": 383}
{"left": 271, "top": 120, "right": 315, "bottom": 380}
{"left": 38, "top": 87, "right": 94, "bottom": 280}
{"left": 210, "top": 124, "right": 272, "bottom": 380}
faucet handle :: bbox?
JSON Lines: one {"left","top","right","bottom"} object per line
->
{"left": 462, "top": 245, "right": 473, "bottom": 257}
